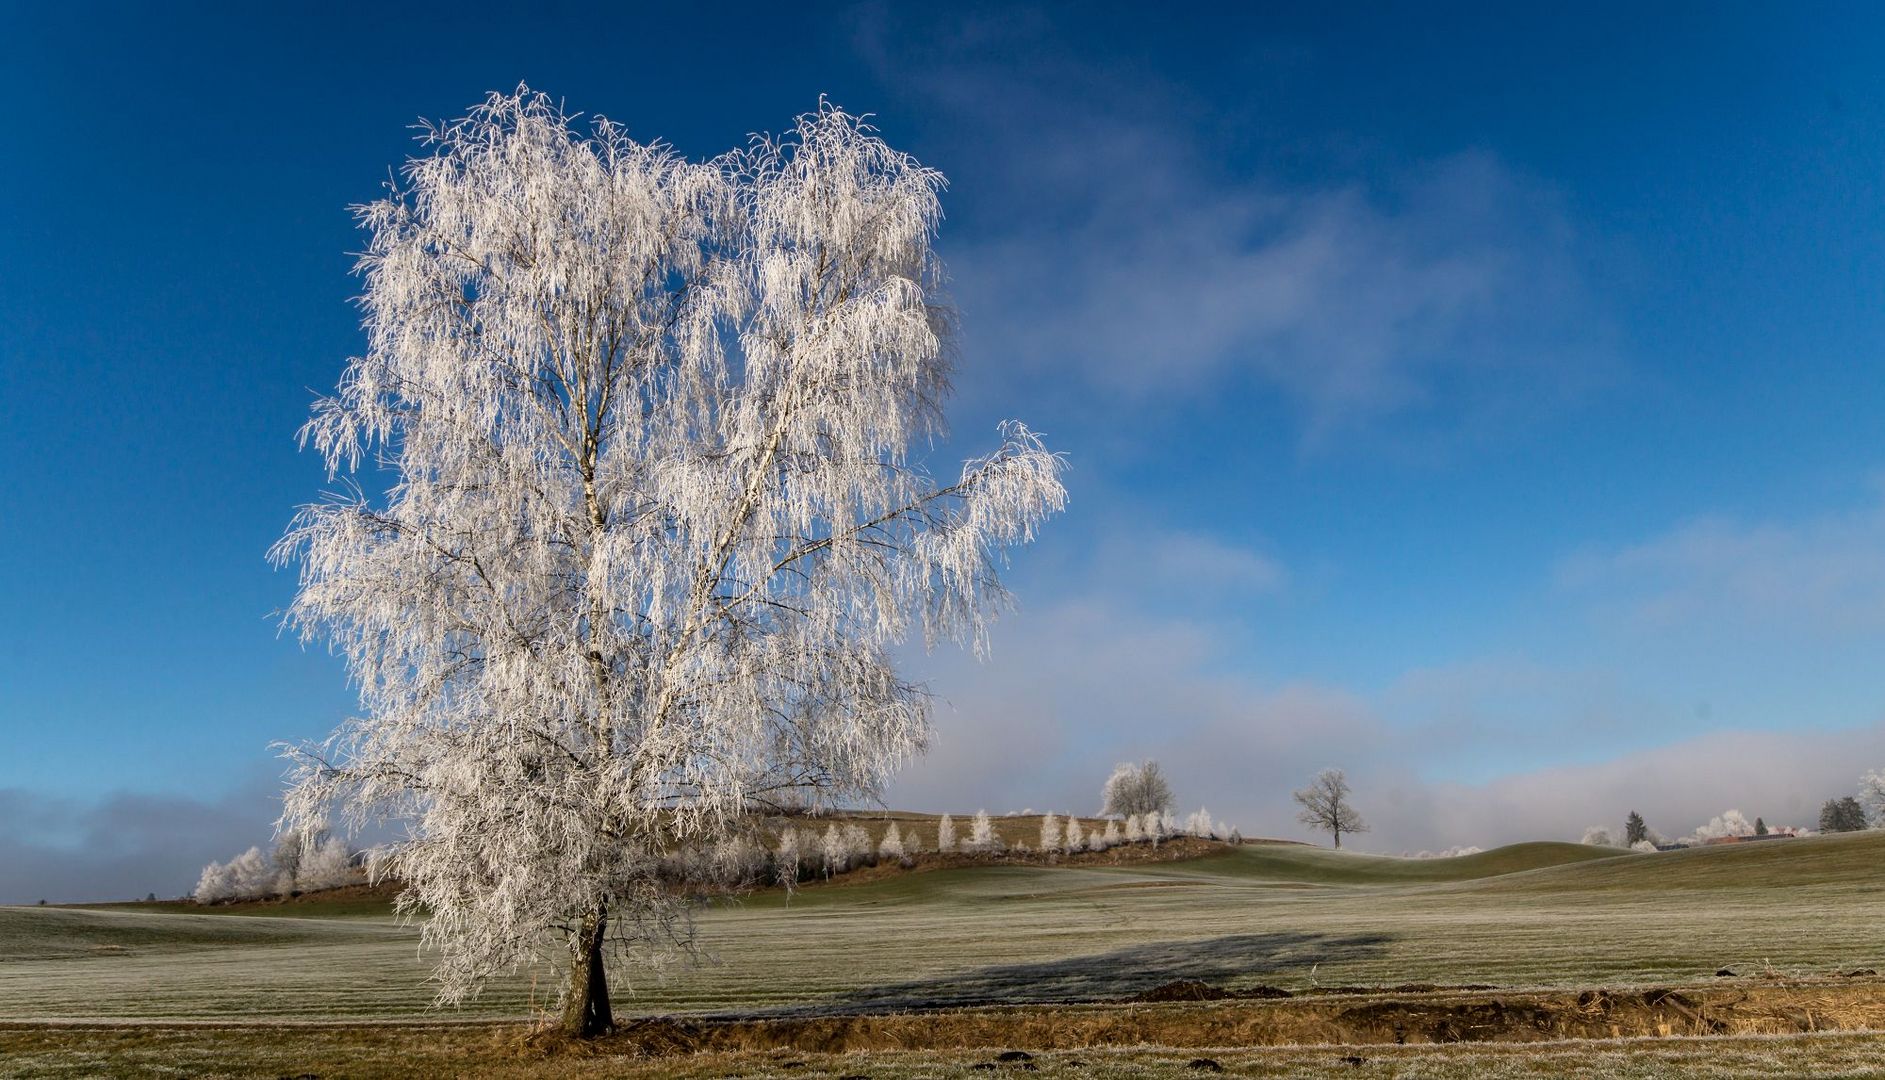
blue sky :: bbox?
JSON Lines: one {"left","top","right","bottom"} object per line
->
{"left": 5, "top": 3, "right": 1885, "bottom": 899}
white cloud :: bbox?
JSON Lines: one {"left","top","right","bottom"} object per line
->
{"left": 1557, "top": 485, "right": 1885, "bottom": 638}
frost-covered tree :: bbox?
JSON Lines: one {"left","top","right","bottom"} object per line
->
{"left": 1687, "top": 809, "right": 1755, "bottom": 844}
{"left": 1294, "top": 768, "right": 1368, "bottom": 849}
{"left": 844, "top": 823, "right": 874, "bottom": 868}
{"left": 820, "top": 824, "right": 848, "bottom": 877}
{"left": 936, "top": 814, "right": 957, "bottom": 853}
{"left": 1580, "top": 826, "right": 1616, "bottom": 847}
{"left": 1101, "top": 760, "right": 1174, "bottom": 819}
{"left": 194, "top": 860, "right": 234, "bottom": 904}
{"left": 1039, "top": 814, "right": 1062, "bottom": 853}
{"left": 1063, "top": 818, "right": 1085, "bottom": 853}
{"left": 968, "top": 809, "right": 1000, "bottom": 852}
{"left": 1861, "top": 769, "right": 1885, "bottom": 828}
{"left": 297, "top": 836, "right": 356, "bottom": 892}
{"left": 902, "top": 826, "right": 922, "bottom": 853}
{"left": 1100, "top": 818, "right": 1121, "bottom": 848}
{"left": 878, "top": 822, "right": 905, "bottom": 860}
{"left": 1629, "top": 838, "right": 1658, "bottom": 853}
{"left": 773, "top": 829, "right": 802, "bottom": 886}
{"left": 1123, "top": 814, "right": 1145, "bottom": 843}
{"left": 270, "top": 89, "right": 1065, "bottom": 1037}
{"left": 226, "top": 847, "right": 276, "bottom": 899}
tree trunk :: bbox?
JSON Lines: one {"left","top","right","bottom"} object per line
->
{"left": 560, "top": 909, "right": 613, "bottom": 1038}
{"left": 1333, "top": 828, "right": 1342, "bottom": 849}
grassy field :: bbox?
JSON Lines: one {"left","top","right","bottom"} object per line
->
{"left": 3, "top": 825, "right": 1885, "bottom": 1070}
{"left": 3, "top": 829, "right": 1882, "bottom": 1029}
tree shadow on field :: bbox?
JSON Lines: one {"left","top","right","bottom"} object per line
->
{"left": 752, "top": 931, "right": 1392, "bottom": 1016}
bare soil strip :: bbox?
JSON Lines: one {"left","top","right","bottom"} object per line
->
{"left": 595, "top": 979, "right": 1885, "bottom": 1054}
{"left": 11, "top": 979, "right": 1876, "bottom": 1053}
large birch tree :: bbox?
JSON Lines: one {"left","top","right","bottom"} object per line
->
{"left": 273, "top": 88, "right": 1064, "bottom": 1036}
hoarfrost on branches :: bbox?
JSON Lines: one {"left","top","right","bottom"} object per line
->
{"left": 936, "top": 814, "right": 957, "bottom": 853}
{"left": 271, "top": 87, "right": 1065, "bottom": 1032}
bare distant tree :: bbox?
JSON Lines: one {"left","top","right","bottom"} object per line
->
{"left": 1101, "top": 760, "right": 1174, "bottom": 819}
{"left": 1294, "top": 768, "right": 1369, "bottom": 849}
{"left": 272, "top": 88, "right": 1065, "bottom": 1037}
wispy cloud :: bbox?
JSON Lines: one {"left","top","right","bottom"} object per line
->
{"left": 859, "top": 13, "right": 1616, "bottom": 444}
{"left": 1557, "top": 482, "right": 1885, "bottom": 638}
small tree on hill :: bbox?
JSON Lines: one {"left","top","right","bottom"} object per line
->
{"left": 968, "top": 809, "right": 1000, "bottom": 852}
{"left": 1039, "top": 814, "right": 1062, "bottom": 853}
{"left": 878, "top": 822, "right": 905, "bottom": 860}
{"left": 1102, "top": 760, "right": 1174, "bottom": 819}
{"left": 1064, "top": 818, "right": 1085, "bottom": 853}
{"left": 1294, "top": 768, "right": 1368, "bottom": 849}
{"left": 1624, "top": 811, "right": 1647, "bottom": 846}
{"left": 936, "top": 814, "right": 957, "bottom": 853}
{"left": 1754, "top": 817, "right": 1768, "bottom": 836}
{"left": 1820, "top": 796, "right": 1868, "bottom": 833}
{"left": 1860, "top": 769, "right": 1885, "bottom": 828}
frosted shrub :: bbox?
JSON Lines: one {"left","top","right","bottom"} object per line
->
{"left": 1581, "top": 826, "right": 1617, "bottom": 847}
{"left": 902, "top": 827, "right": 923, "bottom": 853}
{"left": 1630, "top": 839, "right": 1658, "bottom": 853}
{"left": 1161, "top": 811, "right": 1179, "bottom": 837}
{"left": 1102, "top": 819, "right": 1122, "bottom": 848}
{"left": 937, "top": 814, "right": 957, "bottom": 853}
{"left": 1124, "top": 814, "right": 1145, "bottom": 844}
{"left": 1039, "top": 814, "right": 1062, "bottom": 853}
{"left": 968, "top": 809, "right": 1000, "bottom": 852}
{"left": 878, "top": 822, "right": 905, "bottom": 860}
{"left": 227, "top": 847, "right": 276, "bottom": 900}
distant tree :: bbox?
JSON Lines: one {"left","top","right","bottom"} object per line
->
{"left": 937, "top": 814, "right": 957, "bottom": 853}
{"left": 1038, "top": 814, "right": 1062, "bottom": 853}
{"left": 902, "top": 827, "right": 922, "bottom": 853}
{"left": 1064, "top": 818, "right": 1085, "bottom": 853}
{"left": 36, "top": 899, "right": 46, "bottom": 906}
{"left": 1861, "top": 769, "right": 1885, "bottom": 828}
{"left": 820, "top": 824, "right": 847, "bottom": 878}
{"left": 774, "top": 829, "right": 802, "bottom": 886}
{"left": 297, "top": 836, "right": 355, "bottom": 892}
{"left": 1123, "top": 814, "right": 1145, "bottom": 844}
{"left": 144, "top": 893, "right": 157, "bottom": 903}
{"left": 1624, "top": 811, "right": 1648, "bottom": 846}
{"left": 1102, "top": 760, "right": 1175, "bottom": 819}
{"left": 1294, "top": 768, "right": 1369, "bottom": 849}
{"left": 1100, "top": 818, "right": 1122, "bottom": 849}
{"left": 1581, "top": 826, "right": 1616, "bottom": 847}
{"left": 968, "top": 809, "right": 1001, "bottom": 852}
{"left": 1820, "top": 796, "right": 1869, "bottom": 834}
{"left": 1754, "top": 817, "right": 1768, "bottom": 836}
{"left": 878, "top": 822, "right": 905, "bottom": 860}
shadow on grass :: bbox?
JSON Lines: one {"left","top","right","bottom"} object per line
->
{"left": 735, "top": 931, "right": 1392, "bottom": 1016}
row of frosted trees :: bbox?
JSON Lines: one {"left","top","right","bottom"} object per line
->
{"left": 662, "top": 808, "right": 1242, "bottom": 890}
{"left": 195, "top": 832, "right": 357, "bottom": 903}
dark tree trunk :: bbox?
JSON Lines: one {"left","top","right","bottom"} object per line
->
{"left": 560, "top": 909, "right": 613, "bottom": 1038}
